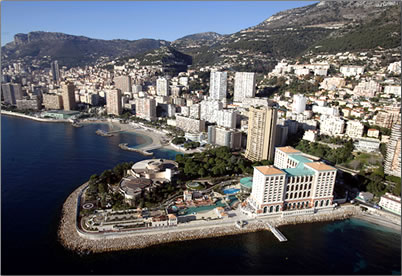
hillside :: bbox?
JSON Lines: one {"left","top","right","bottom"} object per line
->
{"left": 2, "top": 1, "right": 400, "bottom": 72}
{"left": 1, "top": 31, "right": 169, "bottom": 68}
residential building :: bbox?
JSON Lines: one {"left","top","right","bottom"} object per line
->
{"left": 245, "top": 146, "right": 336, "bottom": 215}
{"left": 379, "top": 193, "right": 401, "bottom": 216}
{"left": 1, "top": 83, "right": 16, "bottom": 105}
{"left": 156, "top": 77, "right": 169, "bottom": 96}
{"left": 200, "top": 99, "right": 223, "bottom": 123}
{"left": 384, "top": 86, "right": 401, "bottom": 96}
{"left": 175, "top": 115, "right": 206, "bottom": 133}
{"left": 107, "top": 89, "right": 122, "bottom": 115}
{"left": 320, "top": 77, "right": 346, "bottom": 91}
{"left": 233, "top": 72, "right": 256, "bottom": 102}
{"left": 189, "top": 104, "right": 200, "bottom": 119}
{"left": 135, "top": 97, "right": 156, "bottom": 121}
{"left": 292, "top": 94, "right": 307, "bottom": 114}
{"left": 367, "top": 129, "right": 380, "bottom": 138}
{"left": 61, "top": 82, "right": 76, "bottom": 111}
{"left": 209, "top": 71, "right": 227, "bottom": 100}
{"left": 114, "top": 76, "right": 132, "bottom": 93}
{"left": 208, "top": 126, "right": 242, "bottom": 150}
{"left": 384, "top": 119, "right": 401, "bottom": 177}
{"left": 16, "top": 96, "right": 41, "bottom": 110}
{"left": 50, "top": 60, "right": 60, "bottom": 82}
{"left": 216, "top": 109, "right": 237, "bottom": 129}
{"left": 353, "top": 80, "right": 381, "bottom": 98}
{"left": 345, "top": 120, "right": 364, "bottom": 138}
{"left": 245, "top": 106, "right": 278, "bottom": 161}
{"left": 354, "top": 137, "right": 380, "bottom": 153}
{"left": 303, "top": 130, "right": 318, "bottom": 142}
{"left": 319, "top": 115, "right": 345, "bottom": 136}
{"left": 340, "top": 65, "right": 364, "bottom": 77}
{"left": 43, "top": 93, "right": 63, "bottom": 110}
{"left": 375, "top": 109, "right": 400, "bottom": 129}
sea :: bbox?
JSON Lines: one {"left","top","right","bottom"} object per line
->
{"left": 2, "top": 115, "right": 401, "bottom": 275}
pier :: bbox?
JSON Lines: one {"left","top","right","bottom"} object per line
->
{"left": 118, "top": 143, "right": 154, "bottom": 156}
{"left": 266, "top": 222, "right": 287, "bottom": 242}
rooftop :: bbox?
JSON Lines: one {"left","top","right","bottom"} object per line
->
{"left": 255, "top": 166, "right": 285, "bottom": 175}
{"left": 277, "top": 146, "right": 301, "bottom": 154}
{"left": 288, "top": 154, "right": 314, "bottom": 165}
{"left": 239, "top": 177, "right": 253, "bottom": 189}
{"left": 305, "top": 162, "right": 336, "bottom": 171}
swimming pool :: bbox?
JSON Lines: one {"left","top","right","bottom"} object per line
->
{"left": 223, "top": 188, "right": 240, "bottom": 195}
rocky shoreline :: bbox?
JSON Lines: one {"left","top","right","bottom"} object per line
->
{"left": 58, "top": 183, "right": 369, "bottom": 254}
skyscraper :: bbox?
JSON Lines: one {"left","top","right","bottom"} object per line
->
{"left": 384, "top": 117, "right": 401, "bottom": 177}
{"left": 135, "top": 97, "right": 156, "bottom": 121}
{"left": 156, "top": 77, "right": 169, "bottom": 96}
{"left": 1, "top": 83, "right": 16, "bottom": 105}
{"left": 51, "top": 60, "right": 60, "bottom": 82}
{"left": 1, "top": 83, "right": 25, "bottom": 105}
{"left": 62, "top": 82, "right": 77, "bottom": 111}
{"left": 245, "top": 106, "right": 278, "bottom": 161}
{"left": 114, "top": 76, "right": 132, "bottom": 93}
{"left": 233, "top": 72, "right": 256, "bottom": 102}
{"left": 106, "top": 89, "right": 122, "bottom": 115}
{"left": 209, "top": 71, "right": 227, "bottom": 100}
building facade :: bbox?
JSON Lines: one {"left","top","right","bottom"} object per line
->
{"left": 208, "top": 126, "right": 242, "bottom": 150}
{"left": 245, "top": 106, "right": 278, "bottom": 161}
{"left": 345, "top": 120, "right": 364, "bottom": 138}
{"left": 384, "top": 118, "right": 401, "bottom": 177}
{"left": 107, "top": 89, "right": 122, "bottom": 115}
{"left": 175, "top": 115, "right": 206, "bottom": 133}
{"left": 135, "top": 97, "right": 156, "bottom": 121}
{"left": 233, "top": 72, "right": 256, "bottom": 102}
{"left": 114, "top": 76, "right": 132, "bottom": 93}
{"left": 156, "top": 77, "right": 169, "bottom": 96}
{"left": 62, "top": 82, "right": 77, "bottom": 111}
{"left": 245, "top": 146, "right": 336, "bottom": 216}
{"left": 216, "top": 109, "right": 237, "bottom": 129}
{"left": 209, "top": 71, "right": 227, "bottom": 100}
{"left": 43, "top": 93, "right": 63, "bottom": 110}
{"left": 379, "top": 193, "right": 401, "bottom": 216}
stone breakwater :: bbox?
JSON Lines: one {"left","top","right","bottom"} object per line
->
{"left": 58, "top": 183, "right": 362, "bottom": 254}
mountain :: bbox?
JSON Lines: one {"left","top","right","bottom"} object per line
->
{"left": 173, "top": 1, "right": 400, "bottom": 72}
{"left": 2, "top": 2, "right": 400, "bottom": 72}
{"left": 1, "top": 31, "right": 169, "bottom": 68}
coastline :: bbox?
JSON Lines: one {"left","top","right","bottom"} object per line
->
{"left": 58, "top": 183, "right": 382, "bottom": 254}
{"left": 1, "top": 110, "right": 70, "bottom": 123}
{"left": 2, "top": 112, "right": 196, "bottom": 154}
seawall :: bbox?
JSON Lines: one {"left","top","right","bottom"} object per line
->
{"left": 58, "top": 183, "right": 367, "bottom": 254}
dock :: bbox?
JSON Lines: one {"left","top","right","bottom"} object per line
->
{"left": 266, "top": 222, "right": 287, "bottom": 242}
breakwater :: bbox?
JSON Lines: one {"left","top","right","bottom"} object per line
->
{"left": 58, "top": 183, "right": 364, "bottom": 254}
{"left": 118, "top": 143, "right": 153, "bottom": 156}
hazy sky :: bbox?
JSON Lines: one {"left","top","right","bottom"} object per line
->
{"left": 1, "top": 1, "right": 315, "bottom": 45}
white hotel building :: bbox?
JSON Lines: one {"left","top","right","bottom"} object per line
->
{"left": 379, "top": 193, "right": 401, "bottom": 216}
{"left": 244, "top": 146, "right": 336, "bottom": 216}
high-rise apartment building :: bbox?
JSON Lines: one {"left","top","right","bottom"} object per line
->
{"left": 216, "top": 109, "right": 238, "bottom": 129}
{"left": 107, "top": 89, "right": 122, "bottom": 115}
{"left": 135, "top": 97, "right": 156, "bottom": 121}
{"left": 156, "top": 77, "right": 169, "bottom": 96}
{"left": 2, "top": 83, "right": 16, "bottom": 105}
{"left": 200, "top": 99, "right": 223, "bottom": 123}
{"left": 384, "top": 118, "right": 401, "bottom": 177}
{"left": 43, "top": 94, "right": 63, "bottom": 110}
{"left": 51, "top": 60, "right": 60, "bottom": 82}
{"left": 245, "top": 106, "right": 278, "bottom": 161}
{"left": 243, "top": 146, "right": 336, "bottom": 216}
{"left": 62, "top": 82, "right": 77, "bottom": 111}
{"left": 208, "top": 126, "right": 242, "bottom": 150}
{"left": 233, "top": 72, "right": 256, "bottom": 102}
{"left": 209, "top": 71, "right": 227, "bottom": 100}
{"left": 114, "top": 76, "right": 132, "bottom": 93}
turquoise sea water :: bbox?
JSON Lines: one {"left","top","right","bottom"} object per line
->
{"left": 1, "top": 115, "right": 401, "bottom": 274}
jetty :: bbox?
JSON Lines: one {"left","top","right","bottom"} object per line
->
{"left": 266, "top": 222, "right": 287, "bottom": 242}
{"left": 118, "top": 143, "right": 153, "bottom": 156}
{"left": 95, "top": 129, "right": 114, "bottom": 137}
